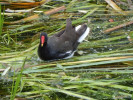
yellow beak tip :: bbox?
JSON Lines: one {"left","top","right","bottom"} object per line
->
{"left": 41, "top": 44, "right": 43, "bottom": 47}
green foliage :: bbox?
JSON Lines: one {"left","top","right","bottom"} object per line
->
{"left": 0, "top": 4, "right": 4, "bottom": 35}
{"left": 0, "top": 0, "right": 133, "bottom": 100}
{"left": 10, "top": 57, "right": 26, "bottom": 100}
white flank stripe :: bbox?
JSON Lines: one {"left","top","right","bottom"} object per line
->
{"left": 66, "top": 50, "right": 72, "bottom": 54}
{"left": 64, "top": 52, "right": 75, "bottom": 59}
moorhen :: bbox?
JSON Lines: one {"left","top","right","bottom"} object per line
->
{"left": 38, "top": 18, "right": 90, "bottom": 61}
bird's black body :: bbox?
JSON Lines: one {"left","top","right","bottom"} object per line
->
{"left": 38, "top": 18, "right": 90, "bottom": 61}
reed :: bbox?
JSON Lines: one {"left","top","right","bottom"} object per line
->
{"left": 0, "top": 0, "right": 133, "bottom": 99}
{"left": 0, "top": 4, "right": 4, "bottom": 35}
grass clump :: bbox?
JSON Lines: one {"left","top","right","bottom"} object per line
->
{"left": 0, "top": 0, "right": 133, "bottom": 99}
{"left": 0, "top": 4, "right": 4, "bottom": 35}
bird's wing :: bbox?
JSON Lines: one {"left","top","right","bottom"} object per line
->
{"left": 53, "top": 18, "right": 74, "bottom": 37}
{"left": 53, "top": 29, "right": 65, "bottom": 37}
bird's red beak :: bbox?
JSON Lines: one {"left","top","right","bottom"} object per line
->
{"left": 41, "top": 36, "right": 45, "bottom": 47}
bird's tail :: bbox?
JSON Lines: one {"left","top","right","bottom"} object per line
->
{"left": 75, "top": 24, "right": 90, "bottom": 43}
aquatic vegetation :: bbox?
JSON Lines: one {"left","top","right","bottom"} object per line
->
{"left": 0, "top": 4, "right": 4, "bottom": 35}
{"left": 0, "top": 0, "right": 133, "bottom": 99}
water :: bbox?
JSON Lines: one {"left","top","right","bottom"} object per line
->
{"left": 1, "top": 0, "right": 133, "bottom": 99}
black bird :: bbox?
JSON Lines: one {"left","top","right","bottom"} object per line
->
{"left": 38, "top": 18, "right": 90, "bottom": 61}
